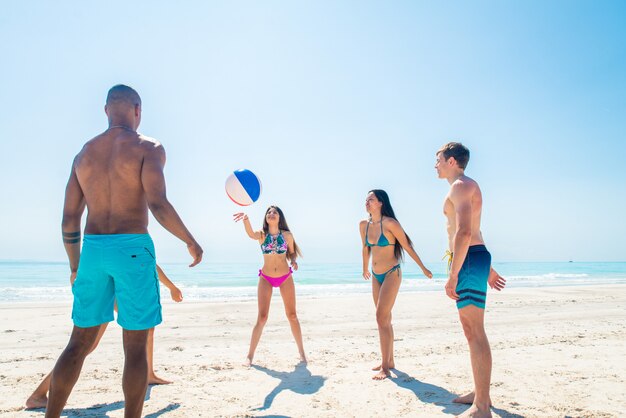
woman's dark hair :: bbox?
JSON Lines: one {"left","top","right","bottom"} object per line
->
{"left": 368, "top": 189, "right": 412, "bottom": 261}
{"left": 262, "top": 205, "right": 302, "bottom": 262}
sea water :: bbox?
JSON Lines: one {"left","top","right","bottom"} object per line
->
{"left": 0, "top": 260, "right": 625, "bottom": 303}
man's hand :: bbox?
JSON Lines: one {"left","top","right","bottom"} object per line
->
{"left": 187, "top": 241, "right": 203, "bottom": 267}
{"left": 70, "top": 271, "right": 77, "bottom": 286}
{"left": 445, "top": 274, "right": 460, "bottom": 300}
{"left": 488, "top": 268, "right": 506, "bottom": 291}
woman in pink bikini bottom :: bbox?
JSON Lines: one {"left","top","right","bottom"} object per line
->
{"left": 233, "top": 205, "right": 306, "bottom": 367}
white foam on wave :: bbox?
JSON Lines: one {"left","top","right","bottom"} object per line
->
{"left": 3, "top": 273, "right": 626, "bottom": 303}
{"left": 0, "top": 286, "right": 73, "bottom": 302}
{"left": 507, "top": 273, "right": 589, "bottom": 280}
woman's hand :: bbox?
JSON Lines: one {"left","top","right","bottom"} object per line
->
{"left": 291, "top": 260, "right": 299, "bottom": 271}
{"left": 422, "top": 267, "right": 433, "bottom": 279}
{"left": 233, "top": 213, "right": 248, "bottom": 222}
{"left": 363, "top": 270, "right": 371, "bottom": 281}
{"left": 169, "top": 286, "right": 184, "bottom": 302}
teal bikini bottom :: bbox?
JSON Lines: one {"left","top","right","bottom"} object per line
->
{"left": 372, "top": 264, "right": 400, "bottom": 284}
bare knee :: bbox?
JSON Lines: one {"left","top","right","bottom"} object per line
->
{"left": 64, "top": 326, "right": 101, "bottom": 357}
{"left": 460, "top": 319, "right": 474, "bottom": 341}
{"left": 64, "top": 340, "right": 92, "bottom": 360}
{"left": 257, "top": 312, "right": 269, "bottom": 326}
{"left": 123, "top": 330, "right": 149, "bottom": 360}
{"left": 459, "top": 315, "right": 484, "bottom": 342}
{"left": 376, "top": 310, "right": 391, "bottom": 328}
{"left": 285, "top": 310, "right": 299, "bottom": 323}
{"left": 64, "top": 331, "right": 99, "bottom": 359}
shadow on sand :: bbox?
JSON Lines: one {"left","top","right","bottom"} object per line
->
{"left": 390, "top": 369, "right": 464, "bottom": 416}
{"left": 391, "top": 369, "right": 524, "bottom": 418}
{"left": 30, "top": 384, "right": 180, "bottom": 417}
{"left": 251, "top": 362, "right": 326, "bottom": 411}
{"left": 248, "top": 416, "right": 290, "bottom": 418}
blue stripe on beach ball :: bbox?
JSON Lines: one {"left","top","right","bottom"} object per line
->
{"left": 233, "top": 169, "right": 261, "bottom": 202}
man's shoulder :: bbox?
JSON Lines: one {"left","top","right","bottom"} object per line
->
{"left": 75, "top": 135, "right": 102, "bottom": 160}
{"left": 82, "top": 133, "right": 105, "bottom": 148}
{"left": 452, "top": 175, "right": 478, "bottom": 189}
{"left": 137, "top": 135, "right": 165, "bottom": 161}
{"left": 138, "top": 134, "right": 163, "bottom": 149}
{"left": 450, "top": 176, "right": 479, "bottom": 199}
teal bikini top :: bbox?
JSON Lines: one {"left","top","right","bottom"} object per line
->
{"left": 365, "top": 218, "right": 395, "bottom": 247}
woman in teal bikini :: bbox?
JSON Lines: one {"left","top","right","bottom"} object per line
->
{"left": 234, "top": 206, "right": 306, "bottom": 367}
{"left": 360, "top": 189, "right": 433, "bottom": 380}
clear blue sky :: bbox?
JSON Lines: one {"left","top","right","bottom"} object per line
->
{"left": 1, "top": 1, "right": 624, "bottom": 263}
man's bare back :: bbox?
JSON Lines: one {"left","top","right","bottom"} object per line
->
{"left": 75, "top": 128, "right": 161, "bottom": 234}
{"left": 47, "top": 85, "right": 202, "bottom": 418}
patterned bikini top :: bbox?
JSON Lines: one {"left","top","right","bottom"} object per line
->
{"left": 261, "top": 231, "right": 288, "bottom": 255}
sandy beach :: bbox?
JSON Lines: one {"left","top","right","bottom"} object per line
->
{"left": 1, "top": 284, "right": 624, "bottom": 417}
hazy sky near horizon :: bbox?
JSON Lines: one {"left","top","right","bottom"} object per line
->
{"left": 1, "top": 1, "right": 625, "bottom": 264}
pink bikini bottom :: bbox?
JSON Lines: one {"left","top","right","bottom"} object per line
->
{"left": 259, "top": 267, "right": 293, "bottom": 288}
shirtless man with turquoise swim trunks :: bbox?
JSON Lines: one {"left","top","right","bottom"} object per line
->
{"left": 435, "top": 142, "right": 506, "bottom": 418}
{"left": 45, "top": 85, "right": 203, "bottom": 418}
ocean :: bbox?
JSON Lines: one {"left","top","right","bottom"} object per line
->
{"left": 1, "top": 261, "right": 625, "bottom": 303}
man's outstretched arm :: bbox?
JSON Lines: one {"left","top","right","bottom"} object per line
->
{"left": 141, "top": 144, "right": 203, "bottom": 267}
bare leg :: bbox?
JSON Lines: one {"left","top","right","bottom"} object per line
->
{"left": 122, "top": 329, "right": 149, "bottom": 418}
{"left": 279, "top": 276, "right": 306, "bottom": 363}
{"left": 456, "top": 305, "right": 492, "bottom": 418}
{"left": 27, "top": 323, "right": 109, "bottom": 410}
{"left": 25, "top": 372, "right": 52, "bottom": 409}
{"left": 371, "top": 278, "right": 396, "bottom": 371}
{"left": 390, "top": 313, "right": 395, "bottom": 368}
{"left": 146, "top": 328, "right": 172, "bottom": 385}
{"left": 45, "top": 325, "right": 102, "bottom": 417}
{"left": 371, "top": 277, "right": 381, "bottom": 370}
{"left": 373, "top": 270, "right": 401, "bottom": 380}
{"left": 245, "top": 278, "right": 273, "bottom": 367}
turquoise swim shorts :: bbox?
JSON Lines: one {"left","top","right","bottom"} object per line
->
{"left": 456, "top": 245, "right": 491, "bottom": 310}
{"left": 72, "top": 234, "right": 162, "bottom": 330}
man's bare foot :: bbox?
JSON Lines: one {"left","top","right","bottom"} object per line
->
{"left": 372, "top": 368, "right": 391, "bottom": 380}
{"left": 25, "top": 394, "right": 47, "bottom": 409}
{"left": 299, "top": 355, "right": 307, "bottom": 365}
{"left": 453, "top": 392, "right": 492, "bottom": 406}
{"left": 456, "top": 404, "right": 492, "bottom": 418}
{"left": 372, "top": 362, "right": 395, "bottom": 371}
{"left": 243, "top": 356, "right": 253, "bottom": 368}
{"left": 148, "top": 374, "right": 172, "bottom": 385}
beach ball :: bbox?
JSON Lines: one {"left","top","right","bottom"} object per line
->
{"left": 225, "top": 169, "right": 262, "bottom": 206}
